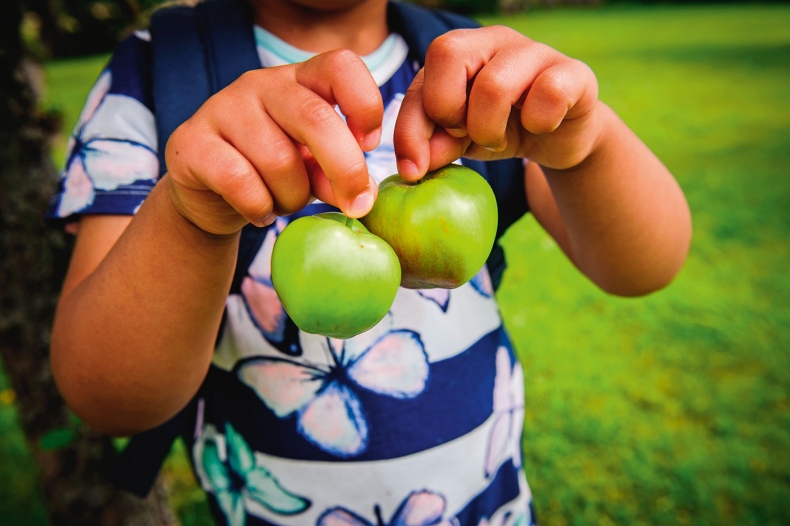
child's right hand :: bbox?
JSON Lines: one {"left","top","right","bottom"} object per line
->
{"left": 164, "top": 50, "right": 383, "bottom": 235}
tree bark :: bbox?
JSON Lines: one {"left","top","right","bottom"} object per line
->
{"left": 0, "top": 1, "right": 177, "bottom": 524}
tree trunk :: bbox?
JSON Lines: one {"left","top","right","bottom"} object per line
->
{"left": 0, "top": 1, "right": 177, "bottom": 524}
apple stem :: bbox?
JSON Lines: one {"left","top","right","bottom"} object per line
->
{"left": 345, "top": 215, "right": 353, "bottom": 228}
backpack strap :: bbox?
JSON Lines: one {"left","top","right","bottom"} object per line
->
{"left": 150, "top": 0, "right": 259, "bottom": 178}
{"left": 151, "top": 0, "right": 268, "bottom": 319}
{"left": 115, "top": 0, "right": 262, "bottom": 498}
{"left": 471, "top": 157, "right": 528, "bottom": 290}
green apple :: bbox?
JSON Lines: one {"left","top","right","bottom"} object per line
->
{"left": 361, "top": 164, "right": 497, "bottom": 289}
{"left": 271, "top": 212, "right": 401, "bottom": 339}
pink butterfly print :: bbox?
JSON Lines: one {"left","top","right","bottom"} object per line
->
{"left": 417, "top": 267, "right": 494, "bottom": 312}
{"left": 485, "top": 346, "right": 525, "bottom": 478}
{"left": 235, "top": 316, "right": 428, "bottom": 457}
{"left": 239, "top": 217, "right": 303, "bottom": 356}
{"left": 317, "top": 490, "right": 456, "bottom": 526}
{"left": 57, "top": 71, "right": 158, "bottom": 217}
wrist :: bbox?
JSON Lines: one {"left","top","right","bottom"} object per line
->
{"left": 159, "top": 175, "right": 242, "bottom": 246}
{"left": 582, "top": 101, "right": 615, "bottom": 164}
{"left": 541, "top": 100, "right": 610, "bottom": 174}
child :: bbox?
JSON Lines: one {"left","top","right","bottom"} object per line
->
{"left": 47, "top": 0, "right": 692, "bottom": 524}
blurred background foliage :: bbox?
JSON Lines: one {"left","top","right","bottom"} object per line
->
{"left": 20, "top": 0, "right": 790, "bottom": 58}
{"left": 2, "top": 0, "right": 790, "bottom": 525}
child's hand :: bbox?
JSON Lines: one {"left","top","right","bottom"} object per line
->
{"left": 394, "top": 25, "right": 600, "bottom": 179}
{"left": 164, "top": 50, "right": 383, "bottom": 235}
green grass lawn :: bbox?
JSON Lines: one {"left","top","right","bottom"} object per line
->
{"left": 483, "top": 4, "right": 790, "bottom": 525}
{"left": 1, "top": 3, "right": 788, "bottom": 525}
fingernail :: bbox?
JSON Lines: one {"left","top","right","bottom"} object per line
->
{"left": 361, "top": 128, "right": 382, "bottom": 152}
{"left": 349, "top": 189, "right": 375, "bottom": 218}
{"left": 485, "top": 140, "right": 507, "bottom": 153}
{"left": 368, "top": 174, "right": 379, "bottom": 199}
{"left": 261, "top": 213, "right": 276, "bottom": 227}
{"left": 398, "top": 159, "right": 420, "bottom": 180}
{"left": 446, "top": 127, "right": 468, "bottom": 138}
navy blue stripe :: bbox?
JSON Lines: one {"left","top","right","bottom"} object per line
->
{"left": 195, "top": 328, "right": 512, "bottom": 462}
{"left": 454, "top": 459, "right": 524, "bottom": 525}
{"left": 82, "top": 189, "right": 150, "bottom": 214}
{"left": 244, "top": 513, "right": 279, "bottom": 526}
{"left": 45, "top": 178, "right": 156, "bottom": 222}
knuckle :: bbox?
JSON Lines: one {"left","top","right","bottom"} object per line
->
{"left": 521, "top": 108, "right": 559, "bottom": 135}
{"left": 203, "top": 83, "right": 235, "bottom": 112}
{"left": 299, "top": 99, "right": 339, "bottom": 132}
{"left": 227, "top": 171, "right": 273, "bottom": 221}
{"left": 163, "top": 125, "right": 183, "bottom": 163}
{"left": 425, "top": 100, "right": 465, "bottom": 128}
{"left": 237, "top": 69, "right": 261, "bottom": 85}
{"left": 324, "top": 48, "right": 362, "bottom": 70}
{"left": 275, "top": 188, "right": 311, "bottom": 216}
{"left": 358, "top": 91, "right": 384, "bottom": 116}
{"left": 164, "top": 122, "right": 199, "bottom": 176}
{"left": 497, "top": 24, "right": 525, "bottom": 40}
{"left": 220, "top": 158, "right": 255, "bottom": 193}
{"left": 168, "top": 118, "right": 195, "bottom": 148}
{"left": 527, "top": 42, "right": 559, "bottom": 66}
{"left": 231, "top": 70, "right": 255, "bottom": 91}
{"left": 343, "top": 157, "right": 370, "bottom": 185}
{"left": 263, "top": 146, "right": 300, "bottom": 178}
{"left": 538, "top": 69, "right": 570, "bottom": 102}
{"left": 574, "top": 58, "right": 594, "bottom": 77}
{"left": 427, "top": 31, "right": 466, "bottom": 63}
{"left": 349, "top": 156, "right": 368, "bottom": 176}
{"left": 476, "top": 68, "right": 511, "bottom": 100}
{"left": 229, "top": 71, "right": 260, "bottom": 98}
{"left": 531, "top": 41, "right": 553, "bottom": 56}
{"left": 575, "top": 59, "right": 599, "bottom": 92}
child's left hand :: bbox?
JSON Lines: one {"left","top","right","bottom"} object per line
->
{"left": 394, "top": 25, "right": 692, "bottom": 298}
{"left": 394, "top": 25, "right": 601, "bottom": 178}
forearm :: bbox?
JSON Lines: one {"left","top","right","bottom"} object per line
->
{"left": 541, "top": 102, "right": 692, "bottom": 296}
{"left": 51, "top": 177, "right": 240, "bottom": 435}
